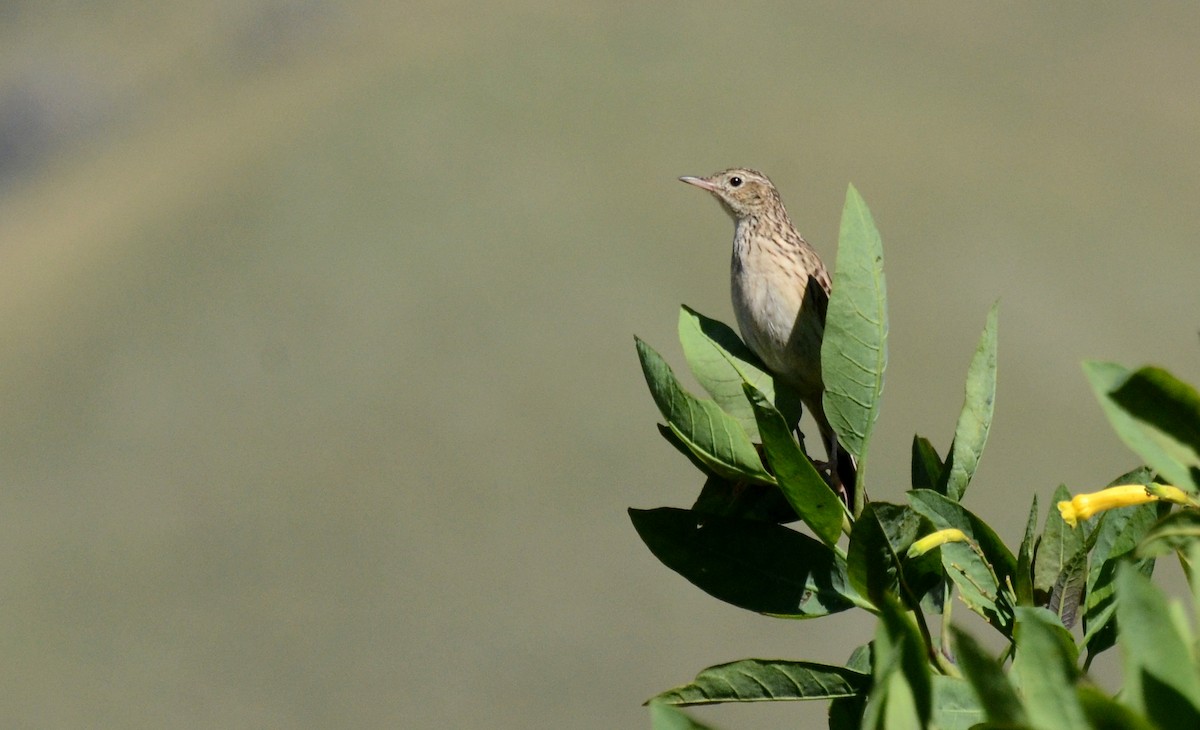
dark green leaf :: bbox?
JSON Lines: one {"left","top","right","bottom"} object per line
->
{"left": 951, "top": 627, "right": 1026, "bottom": 726}
{"left": 1033, "top": 485, "right": 1083, "bottom": 601}
{"left": 1084, "top": 361, "right": 1200, "bottom": 494}
{"left": 636, "top": 337, "right": 772, "bottom": 483}
{"left": 828, "top": 645, "right": 873, "bottom": 730}
{"left": 821, "top": 185, "right": 887, "bottom": 470}
{"left": 1015, "top": 496, "right": 1039, "bottom": 606}
{"left": 648, "top": 659, "right": 869, "bottom": 706}
{"left": 847, "top": 502, "right": 938, "bottom": 609}
{"left": 1109, "top": 366, "right": 1200, "bottom": 492}
{"left": 1046, "top": 548, "right": 1087, "bottom": 629}
{"left": 940, "top": 302, "right": 999, "bottom": 501}
{"left": 911, "top": 435, "right": 945, "bottom": 491}
{"left": 690, "top": 475, "right": 797, "bottom": 524}
{"left": 629, "top": 508, "right": 858, "bottom": 617}
{"left": 678, "top": 305, "right": 802, "bottom": 441}
{"left": 746, "top": 384, "right": 845, "bottom": 546}
{"left": 1115, "top": 562, "right": 1200, "bottom": 726}
{"left": 1011, "top": 607, "right": 1087, "bottom": 730}
{"left": 648, "top": 702, "right": 716, "bottom": 730}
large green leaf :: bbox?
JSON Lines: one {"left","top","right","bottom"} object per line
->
{"left": 745, "top": 384, "right": 844, "bottom": 546}
{"left": 636, "top": 337, "right": 773, "bottom": 484}
{"left": 628, "top": 507, "right": 859, "bottom": 617}
{"left": 1115, "top": 562, "right": 1200, "bottom": 726}
{"left": 940, "top": 303, "right": 999, "bottom": 501}
{"left": 930, "top": 676, "right": 986, "bottom": 730}
{"left": 951, "top": 626, "right": 1027, "bottom": 726}
{"left": 861, "top": 595, "right": 931, "bottom": 730}
{"left": 1076, "top": 684, "right": 1158, "bottom": 730}
{"left": 1011, "top": 608, "right": 1087, "bottom": 730}
{"left": 821, "top": 185, "right": 887, "bottom": 475}
{"left": 648, "top": 659, "right": 868, "bottom": 706}
{"left": 678, "top": 305, "right": 801, "bottom": 441}
{"left": 1084, "top": 361, "right": 1200, "bottom": 493}
{"left": 1135, "top": 509, "right": 1200, "bottom": 558}
{"left": 1110, "top": 366, "right": 1200, "bottom": 492}
{"left": 908, "top": 490, "right": 1016, "bottom": 633}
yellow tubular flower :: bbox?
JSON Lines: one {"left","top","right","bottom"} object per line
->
{"left": 1057, "top": 484, "right": 1172, "bottom": 528}
{"left": 906, "top": 528, "right": 968, "bottom": 558}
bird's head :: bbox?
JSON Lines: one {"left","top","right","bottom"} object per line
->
{"left": 679, "top": 168, "right": 781, "bottom": 219}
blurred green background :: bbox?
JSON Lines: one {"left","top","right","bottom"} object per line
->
{"left": 1, "top": 2, "right": 1198, "bottom": 728}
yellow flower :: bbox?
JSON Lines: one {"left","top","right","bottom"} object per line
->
{"left": 907, "top": 528, "right": 968, "bottom": 558}
{"left": 1057, "top": 484, "right": 1190, "bottom": 528}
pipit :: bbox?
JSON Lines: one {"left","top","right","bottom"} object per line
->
{"left": 680, "top": 168, "right": 856, "bottom": 504}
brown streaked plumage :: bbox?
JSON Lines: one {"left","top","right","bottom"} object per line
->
{"left": 680, "top": 168, "right": 856, "bottom": 502}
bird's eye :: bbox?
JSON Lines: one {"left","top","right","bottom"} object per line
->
{"left": 729, "top": 176, "right": 742, "bottom": 187}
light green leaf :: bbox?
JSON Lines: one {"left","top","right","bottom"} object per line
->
{"left": 648, "top": 659, "right": 868, "bottom": 706}
{"left": 636, "top": 337, "right": 773, "bottom": 484}
{"left": 1033, "top": 485, "right": 1082, "bottom": 598}
{"left": 1011, "top": 607, "right": 1087, "bottom": 730}
{"left": 649, "top": 702, "right": 716, "bottom": 730}
{"left": 940, "top": 303, "right": 999, "bottom": 501}
{"left": 1134, "top": 507, "right": 1200, "bottom": 559}
{"left": 1076, "top": 684, "right": 1158, "bottom": 730}
{"left": 822, "top": 185, "right": 887, "bottom": 478}
{"left": 678, "top": 305, "right": 801, "bottom": 441}
{"left": 862, "top": 595, "right": 931, "bottom": 730}
{"left": 1083, "top": 361, "right": 1200, "bottom": 493}
{"left": 930, "top": 676, "right": 986, "bottom": 730}
{"left": 628, "top": 508, "right": 859, "bottom": 618}
{"left": 1115, "top": 562, "right": 1200, "bottom": 726}
{"left": 951, "top": 627, "right": 1027, "bottom": 726}
{"left": 745, "top": 384, "right": 845, "bottom": 546}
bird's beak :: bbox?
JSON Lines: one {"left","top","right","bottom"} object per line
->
{"left": 679, "top": 176, "right": 719, "bottom": 192}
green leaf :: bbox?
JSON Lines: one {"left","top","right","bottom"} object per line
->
{"left": 1033, "top": 485, "right": 1083, "bottom": 600}
{"left": 1137, "top": 509, "right": 1200, "bottom": 558}
{"left": 1082, "top": 468, "right": 1162, "bottom": 659}
{"left": 690, "top": 475, "right": 797, "bottom": 524}
{"left": 678, "top": 305, "right": 802, "bottom": 441}
{"left": 648, "top": 659, "right": 869, "bottom": 706}
{"left": 1015, "top": 496, "right": 1039, "bottom": 606}
{"left": 911, "top": 435, "right": 945, "bottom": 491}
{"left": 951, "top": 626, "right": 1027, "bottom": 726}
{"left": 847, "top": 502, "right": 940, "bottom": 609}
{"left": 628, "top": 508, "right": 858, "bottom": 617}
{"left": 908, "top": 490, "right": 1016, "bottom": 633}
{"left": 829, "top": 645, "right": 873, "bottom": 730}
{"left": 1084, "top": 361, "right": 1200, "bottom": 493}
{"left": 1109, "top": 366, "right": 1200, "bottom": 492}
{"left": 1011, "top": 607, "right": 1087, "bottom": 730}
{"left": 1046, "top": 549, "right": 1087, "bottom": 630}
{"left": 648, "top": 702, "right": 716, "bottom": 730}
{"left": 745, "top": 384, "right": 845, "bottom": 546}
{"left": 940, "top": 302, "right": 999, "bottom": 501}
{"left": 636, "top": 337, "right": 773, "bottom": 484}
{"left": 930, "top": 676, "right": 986, "bottom": 730}
{"left": 1076, "top": 684, "right": 1159, "bottom": 730}
{"left": 862, "top": 595, "right": 931, "bottom": 730}
{"left": 821, "top": 185, "right": 887, "bottom": 472}
{"left": 1115, "top": 562, "right": 1200, "bottom": 726}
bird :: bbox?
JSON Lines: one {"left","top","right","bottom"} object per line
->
{"left": 679, "top": 168, "right": 856, "bottom": 506}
